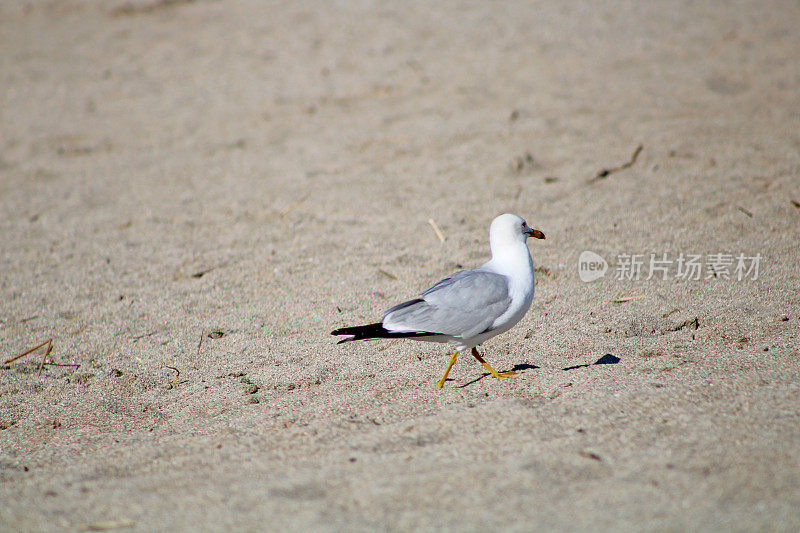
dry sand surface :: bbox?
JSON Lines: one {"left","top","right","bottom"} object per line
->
{"left": 2, "top": 0, "right": 800, "bottom": 530}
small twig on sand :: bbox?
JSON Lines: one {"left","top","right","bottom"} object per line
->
{"left": 191, "top": 267, "right": 217, "bottom": 278}
{"left": 428, "top": 218, "right": 446, "bottom": 243}
{"left": 589, "top": 144, "right": 644, "bottom": 183}
{"left": 377, "top": 268, "right": 397, "bottom": 280}
{"left": 75, "top": 519, "right": 135, "bottom": 531}
{"left": 579, "top": 450, "right": 603, "bottom": 461}
{"left": 37, "top": 339, "right": 53, "bottom": 376}
{"left": 606, "top": 294, "right": 645, "bottom": 304}
{"left": 111, "top": 0, "right": 196, "bottom": 15}
{"left": 279, "top": 192, "right": 311, "bottom": 218}
{"left": 3, "top": 339, "right": 52, "bottom": 365}
{"left": 197, "top": 328, "right": 205, "bottom": 355}
{"left": 131, "top": 331, "right": 157, "bottom": 342}
{"left": 42, "top": 362, "right": 81, "bottom": 369}
{"left": 166, "top": 366, "right": 180, "bottom": 385}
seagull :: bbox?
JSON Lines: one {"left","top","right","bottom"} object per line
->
{"left": 331, "top": 213, "right": 545, "bottom": 387}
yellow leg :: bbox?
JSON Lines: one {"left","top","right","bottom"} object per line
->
{"left": 471, "top": 347, "right": 516, "bottom": 379}
{"left": 436, "top": 351, "right": 459, "bottom": 388}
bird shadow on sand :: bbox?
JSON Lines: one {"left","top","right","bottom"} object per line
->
{"left": 455, "top": 354, "right": 620, "bottom": 388}
{"left": 563, "top": 353, "right": 620, "bottom": 370}
{"left": 456, "top": 363, "right": 539, "bottom": 388}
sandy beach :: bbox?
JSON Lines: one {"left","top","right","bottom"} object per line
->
{"left": 2, "top": 0, "right": 799, "bottom": 530}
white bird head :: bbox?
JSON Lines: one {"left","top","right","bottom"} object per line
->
{"left": 490, "top": 213, "right": 545, "bottom": 248}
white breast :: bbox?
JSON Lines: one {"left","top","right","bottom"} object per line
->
{"left": 481, "top": 241, "right": 535, "bottom": 335}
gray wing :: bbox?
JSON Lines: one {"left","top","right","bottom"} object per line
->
{"left": 382, "top": 269, "right": 511, "bottom": 338}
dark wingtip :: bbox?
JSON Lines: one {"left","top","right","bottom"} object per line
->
{"left": 330, "top": 322, "right": 430, "bottom": 344}
{"left": 332, "top": 327, "right": 356, "bottom": 343}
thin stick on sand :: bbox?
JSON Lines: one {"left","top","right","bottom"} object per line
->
{"left": 197, "top": 328, "right": 206, "bottom": 355}
{"left": 428, "top": 218, "right": 446, "bottom": 243}
{"left": 37, "top": 339, "right": 53, "bottom": 376}
{"left": 589, "top": 144, "right": 644, "bottom": 183}
{"left": 75, "top": 519, "right": 135, "bottom": 531}
{"left": 3, "top": 338, "right": 52, "bottom": 365}
{"left": 377, "top": 268, "right": 398, "bottom": 280}
{"left": 279, "top": 192, "right": 311, "bottom": 218}
{"left": 166, "top": 366, "right": 181, "bottom": 385}
{"left": 606, "top": 294, "right": 645, "bottom": 303}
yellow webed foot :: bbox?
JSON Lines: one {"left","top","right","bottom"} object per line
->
{"left": 471, "top": 348, "right": 515, "bottom": 380}
{"left": 437, "top": 351, "right": 459, "bottom": 388}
